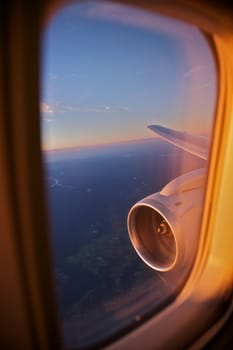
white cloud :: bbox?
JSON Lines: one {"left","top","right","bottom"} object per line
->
{"left": 119, "top": 106, "right": 129, "bottom": 111}
{"left": 41, "top": 102, "right": 54, "bottom": 114}
{"left": 60, "top": 104, "right": 111, "bottom": 113}
{"left": 184, "top": 65, "right": 203, "bottom": 77}
{"left": 191, "top": 82, "right": 211, "bottom": 91}
{"left": 41, "top": 102, "right": 55, "bottom": 123}
{"left": 43, "top": 118, "right": 54, "bottom": 123}
{"left": 41, "top": 101, "right": 112, "bottom": 116}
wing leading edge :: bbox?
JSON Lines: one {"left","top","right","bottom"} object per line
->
{"left": 148, "top": 125, "right": 209, "bottom": 160}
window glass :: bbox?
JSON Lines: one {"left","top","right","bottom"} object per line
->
{"left": 41, "top": 2, "right": 217, "bottom": 348}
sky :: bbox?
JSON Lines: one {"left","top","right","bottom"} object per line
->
{"left": 41, "top": 1, "right": 217, "bottom": 151}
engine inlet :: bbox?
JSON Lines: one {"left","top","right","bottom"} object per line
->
{"left": 128, "top": 204, "right": 178, "bottom": 271}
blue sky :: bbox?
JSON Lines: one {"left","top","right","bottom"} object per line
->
{"left": 41, "top": 1, "right": 217, "bottom": 150}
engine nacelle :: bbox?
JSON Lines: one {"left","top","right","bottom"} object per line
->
{"left": 127, "top": 168, "right": 205, "bottom": 272}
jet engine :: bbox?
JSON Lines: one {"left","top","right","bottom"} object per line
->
{"left": 127, "top": 168, "right": 205, "bottom": 272}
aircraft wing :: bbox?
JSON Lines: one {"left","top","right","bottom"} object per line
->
{"left": 148, "top": 125, "right": 209, "bottom": 160}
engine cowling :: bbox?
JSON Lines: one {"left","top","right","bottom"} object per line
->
{"left": 127, "top": 168, "right": 205, "bottom": 272}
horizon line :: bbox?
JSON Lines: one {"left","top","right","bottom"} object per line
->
{"left": 42, "top": 136, "right": 159, "bottom": 152}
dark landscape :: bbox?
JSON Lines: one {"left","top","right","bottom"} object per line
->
{"left": 44, "top": 138, "right": 205, "bottom": 348}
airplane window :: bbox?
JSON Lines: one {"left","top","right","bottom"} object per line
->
{"left": 41, "top": 1, "right": 217, "bottom": 348}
